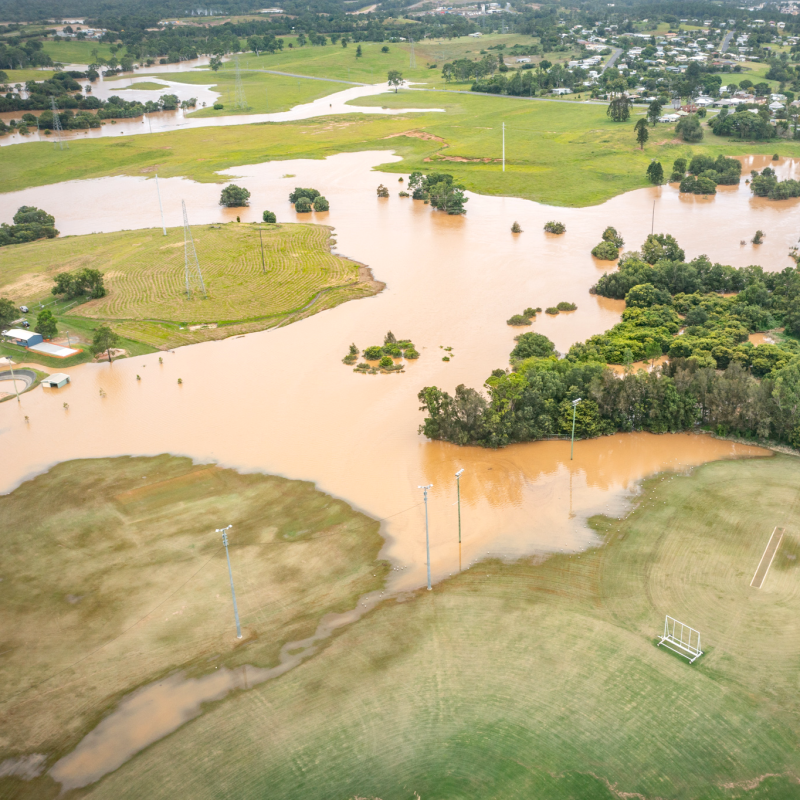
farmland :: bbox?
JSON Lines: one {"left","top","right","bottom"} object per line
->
{"left": 77, "top": 453, "right": 800, "bottom": 800}
{"left": 0, "top": 222, "right": 381, "bottom": 350}
{"left": 0, "top": 455, "right": 386, "bottom": 799}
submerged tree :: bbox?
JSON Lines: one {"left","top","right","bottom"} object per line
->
{"left": 646, "top": 160, "right": 664, "bottom": 185}
{"left": 92, "top": 323, "right": 121, "bottom": 363}
{"left": 219, "top": 184, "right": 251, "bottom": 207}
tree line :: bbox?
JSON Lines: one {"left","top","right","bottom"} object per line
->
{"left": 418, "top": 232, "right": 800, "bottom": 450}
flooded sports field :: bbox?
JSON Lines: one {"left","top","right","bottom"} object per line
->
{"left": 0, "top": 150, "right": 782, "bottom": 592}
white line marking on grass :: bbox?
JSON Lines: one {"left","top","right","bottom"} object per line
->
{"left": 750, "top": 527, "right": 784, "bottom": 589}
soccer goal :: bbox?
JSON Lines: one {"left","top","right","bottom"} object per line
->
{"left": 658, "top": 615, "right": 703, "bottom": 663}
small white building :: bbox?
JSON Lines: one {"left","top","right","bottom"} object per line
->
{"left": 552, "top": 87, "right": 572, "bottom": 95}
{"left": 41, "top": 373, "right": 70, "bottom": 389}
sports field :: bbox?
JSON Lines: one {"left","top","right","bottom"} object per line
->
{"left": 0, "top": 455, "right": 386, "bottom": 798}
{"left": 0, "top": 222, "right": 379, "bottom": 349}
{"left": 72, "top": 453, "right": 800, "bottom": 799}
{"left": 40, "top": 39, "right": 117, "bottom": 65}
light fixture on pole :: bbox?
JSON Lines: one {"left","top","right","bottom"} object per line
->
{"left": 217, "top": 525, "right": 242, "bottom": 639}
{"left": 570, "top": 398, "right": 581, "bottom": 461}
{"left": 419, "top": 484, "right": 433, "bottom": 590}
{"left": 455, "top": 469, "right": 464, "bottom": 544}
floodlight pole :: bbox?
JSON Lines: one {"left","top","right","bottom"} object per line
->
{"left": 218, "top": 525, "right": 242, "bottom": 639}
{"left": 9, "top": 362, "right": 20, "bottom": 402}
{"left": 502, "top": 122, "right": 505, "bottom": 172}
{"left": 455, "top": 469, "right": 464, "bottom": 544}
{"left": 570, "top": 398, "right": 581, "bottom": 461}
{"left": 419, "top": 484, "right": 433, "bottom": 590}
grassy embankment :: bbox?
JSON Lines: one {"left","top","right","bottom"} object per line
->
{"left": 79, "top": 453, "right": 800, "bottom": 800}
{"left": 0, "top": 455, "right": 386, "bottom": 798}
{"left": 0, "top": 222, "right": 378, "bottom": 357}
{"left": 2, "top": 90, "right": 799, "bottom": 209}
{"left": 118, "top": 81, "right": 168, "bottom": 91}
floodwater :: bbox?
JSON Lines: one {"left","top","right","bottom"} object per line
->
{"left": 0, "top": 82, "right": 441, "bottom": 146}
{"left": 0, "top": 149, "right": 781, "bottom": 788}
{"left": 0, "top": 149, "right": 781, "bottom": 591}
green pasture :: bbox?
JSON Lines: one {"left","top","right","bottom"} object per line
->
{"left": 2, "top": 89, "right": 799, "bottom": 207}
{"left": 1, "top": 68, "right": 57, "bottom": 83}
{"left": 143, "top": 68, "right": 344, "bottom": 116}
{"left": 76, "top": 453, "right": 800, "bottom": 799}
{"left": 40, "top": 39, "right": 118, "bottom": 65}
{"left": 0, "top": 455, "right": 385, "bottom": 794}
{"left": 0, "top": 222, "right": 377, "bottom": 352}
{"left": 118, "top": 81, "right": 167, "bottom": 91}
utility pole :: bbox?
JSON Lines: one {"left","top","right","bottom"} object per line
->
{"left": 455, "top": 469, "right": 464, "bottom": 572}
{"left": 155, "top": 173, "right": 166, "bottom": 236}
{"left": 218, "top": 525, "right": 242, "bottom": 639}
{"left": 9, "top": 362, "right": 20, "bottom": 402}
{"left": 570, "top": 398, "right": 581, "bottom": 460}
{"left": 419, "top": 484, "right": 433, "bottom": 590}
{"left": 502, "top": 122, "right": 505, "bottom": 172}
{"left": 259, "top": 228, "right": 266, "bottom": 274}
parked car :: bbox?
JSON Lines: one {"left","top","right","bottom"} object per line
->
{"left": 19, "top": 320, "right": 30, "bottom": 328}
{"left": 19, "top": 305, "right": 29, "bottom": 313}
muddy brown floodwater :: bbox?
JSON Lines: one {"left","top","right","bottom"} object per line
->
{"left": 0, "top": 149, "right": 778, "bottom": 789}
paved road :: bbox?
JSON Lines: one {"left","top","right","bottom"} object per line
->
{"left": 720, "top": 30, "right": 735, "bottom": 53}
{"left": 601, "top": 47, "right": 623, "bottom": 73}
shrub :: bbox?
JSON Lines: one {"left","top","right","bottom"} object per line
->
{"left": 773, "top": 153, "right": 779, "bottom": 161}
{"left": 213, "top": 102, "right": 223, "bottom": 110}
{"left": 294, "top": 197, "right": 312, "bottom": 213}
{"left": 377, "top": 184, "right": 389, "bottom": 198}
{"left": 545, "top": 307, "right": 559, "bottom": 315}
{"left": 752, "top": 230, "right": 764, "bottom": 244}
{"left": 399, "top": 191, "right": 409, "bottom": 197}
{"left": 511, "top": 221, "right": 522, "bottom": 233}
{"left": 510, "top": 331, "right": 555, "bottom": 360}
{"left": 219, "top": 184, "right": 250, "bottom": 207}
{"left": 379, "top": 355, "right": 393, "bottom": 368}
{"left": 591, "top": 240, "right": 620, "bottom": 261}
{"left": 313, "top": 195, "right": 329, "bottom": 212}
{"left": 404, "top": 347, "right": 420, "bottom": 359}
{"left": 364, "top": 345, "right": 383, "bottom": 360}
{"left": 544, "top": 221, "right": 565, "bottom": 234}
{"left": 262, "top": 210, "right": 276, "bottom": 223}
{"left": 523, "top": 307, "right": 541, "bottom": 317}
{"left": 646, "top": 161, "right": 664, "bottom": 185}
{"left": 602, "top": 226, "right": 624, "bottom": 247}
{"left": 507, "top": 314, "right": 532, "bottom": 326}
{"left": 556, "top": 301, "right": 577, "bottom": 311}
{"left": 289, "top": 187, "right": 320, "bottom": 203}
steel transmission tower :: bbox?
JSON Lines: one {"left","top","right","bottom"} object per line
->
{"left": 233, "top": 55, "right": 248, "bottom": 109}
{"left": 50, "top": 96, "right": 66, "bottom": 150}
{"left": 182, "top": 200, "right": 207, "bottom": 299}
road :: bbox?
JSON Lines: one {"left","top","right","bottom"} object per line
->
{"left": 721, "top": 30, "right": 735, "bottom": 53}
{"left": 601, "top": 47, "right": 623, "bottom": 73}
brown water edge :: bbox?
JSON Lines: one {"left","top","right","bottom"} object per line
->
{"left": 45, "top": 433, "right": 768, "bottom": 793}
{"left": 48, "top": 586, "right": 386, "bottom": 791}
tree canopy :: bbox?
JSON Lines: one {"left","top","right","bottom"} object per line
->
{"left": 219, "top": 185, "right": 251, "bottom": 207}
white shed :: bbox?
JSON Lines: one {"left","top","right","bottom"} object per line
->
{"left": 41, "top": 373, "right": 70, "bottom": 388}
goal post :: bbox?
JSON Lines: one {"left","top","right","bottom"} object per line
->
{"left": 658, "top": 615, "right": 703, "bottom": 663}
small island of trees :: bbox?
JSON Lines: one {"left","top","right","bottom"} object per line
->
{"left": 672, "top": 155, "right": 741, "bottom": 195}
{"left": 344, "top": 331, "right": 420, "bottom": 374}
{"left": 545, "top": 302, "right": 578, "bottom": 315}
{"left": 0, "top": 206, "right": 58, "bottom": 247}
{"left": 408, "top": 172, "right": 468, "bottom": 215}
{"left": 544, "top": 221, "right": 566, "bottom": 234}
{"left": 220, "top": 185, "right": 251, "bottom": 207}
{"left": 591, "top": 226, "right": 624, "bottom": 261}
{"left": 507, "top": 307, "right": 541, "bottom": 325}
{"left": 290, "top": 187, "right": 329, "bottom": 212}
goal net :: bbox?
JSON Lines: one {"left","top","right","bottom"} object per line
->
{"left": 658, "top": 615, "right": 703, "bottom": 663}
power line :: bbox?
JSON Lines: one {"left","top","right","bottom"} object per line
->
{"left": 233, "top": 54, "right": 249, "bottom": 110}
{"left": 182, "top": 200, "right": 207, "bottom": 300}
{"left": 51, "top": 96, "right": 66, "bottom": 150}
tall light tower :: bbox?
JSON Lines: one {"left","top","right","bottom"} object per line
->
{"left": 570, "top": 398, "right": 581, "bottom": 461}
{"left": 217, "top": 525, "right": 242, "bottom": 639}
{"left": 455, "top": 469, "right": 464, "bottom": 573}
{"left": 419, "top": 484, "right": 433, "bottom": 590}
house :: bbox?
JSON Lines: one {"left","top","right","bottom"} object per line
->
{"left": 516, "top": 57, "right": 531, "bottom": 63}
{"left": 658, "top": 113, "right": 680, "bottom": 123}
{"left": 769, "top": 101, "right": 785, "bottom": 112}
{"left": 2, "top": 329, "right": 43, "bottom": 348}
{"left": 552, "top": 87, "right": 572, "bottom": 95}
{"left": 41, "top": 373, "right": 71, "bottom": 389}
{"left": 468, "top": 31, "right": 482, "bottom": 36}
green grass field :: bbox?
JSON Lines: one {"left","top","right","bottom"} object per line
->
{"left": 40, "top": 39, "right": 117, "bottom": 65}
{"left": 0, "top": 455, "right": 386, "bottom": 798}
{"left": 2, "top": 90, "right": 798, "bottom": 208}
{"left": 74, "top": 453, "right": 800, "bottom": 800}
{"left": 0, "top": 222, "right": 380, "bottom": 351}
{"left": 1, "top": 68, "right": 57, "bottom": 83}
{"left": 138, "top": 68, "right": 345, "bottom": 116}
{"left": 118, "top": 81, "right": 167, "bottom": 91}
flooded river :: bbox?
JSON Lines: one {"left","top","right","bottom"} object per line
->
{"left": 0, "top": 149, "right": 780, "bottom": 592}
{"left": 1, "top": 149, "right": 782, "bottom": 788}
